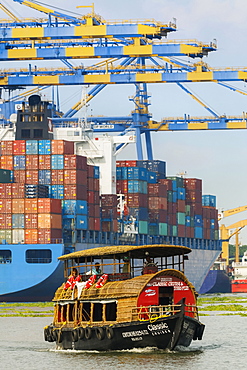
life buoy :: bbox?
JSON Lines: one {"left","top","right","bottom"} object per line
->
{"left": 71, "top": 328, "right": 79, "bottom": 342}
{"left": 78, "top": 327, "right": 85, "bottom": 340}
{"left": 95, "top": 274, "right": 108, "bottom": 289}
{"left": 84, "top": 275, "right": 97, "bottom": 289}
{"left": 105, "top": 327, "right": 114, "bottom": 340}
{"left": 95, "top": 327, "right": 105, "bottom": 340}
{"left": 85, "top": 327, "right": 92, "bottom": 340}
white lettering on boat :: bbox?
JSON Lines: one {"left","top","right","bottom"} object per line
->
{"left": 122, "top": 330, "right": 149, "bottom": 338}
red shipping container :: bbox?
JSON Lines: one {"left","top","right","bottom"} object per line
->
{"left": 178, "top": 225, "right": 186, "bottom": 237}
{"left": 158, "top": 179, "right": 173, "bottom": 191}
{"left": 64, "top": 170, "right": 87, "bottom": 185}
{"left": 38, "top": 214, "right": 62, "bottom": 229}
{"left": 177, "top": 199, "right": 186, "bottom": 213}
{"left": 113, "top": 219, "right": 118, "bottom": 232}
{"left": 101, "top": 207, "right": 118, "bottom": 219}
{"left": 51, "top": 140, "right": 74, "bottom": 155}
{"left": 39, "top": 155, "right": 51, "bottom": 170}
{"left": 88, "top": 217, "right": 95, "bottom": 230}
{"left": 186, "top": 189, "right": 202, "bottom": 204}
{"left": 38, "top": 228, "right": 62, "bottom": 244}
{"left": 101, "top": 194, "right": 118, "bottom": 207}
{"left": 64, "top": 155, "right": 87, "bottom": 170}
{"left": 0, "top": 155, "right": 13, "bottom": 170}
{"left": 37, "top": 199, "right": 62, "bottom": 214}
{"left": 13, "top": 170, "right": 26, "bottom": 183}
{"left": 94, "top": 218, "right": 100, "bottom": 231}
{"left": 116, "top": 160, "right": 126, "bottom": 167}
{"left": 127, "top": 194, "right": 147, "bottom": 208}
{"left": 24, "top": 199, "right": 38, "bottom": 214}
{"left": 25, "top": 213, "right": 38, "bottom": 229}
{"left": 25, "top": 229, "right": 38, "bottom": 244}
{"left": 186, "top": 226, "right": 191, "bottom": 238}
{"left": 12, "top": 199, "right": 24, "bottom": 213}
{"left": 0, "top": 214, "right": 12, "bottom": 229}
{"left": 87, "top": 191, "right": 94, "bottom": 204}
{"left": 26, "top": 170, "right": 39, "bottom": 185}
{"left": 149, "top": 209, "right": 167, "bottom": 223}
{"left": 168, "top": 214, "right": 177, "bottom": 225}
{"left": 87, "top": 177, "right": 94, "bottom": 190}
{"left": 13, "top": 140, "right": 26, "bottom": 155}
{"left": 26, "top": 155, "right": 39, "bottom": 170}
{"left": 87, "top": 165, "right": 94, "bottom": 178}
{"left": 0, "top": 141, "right": 13, "bottom": 155}
{"left": 102, "top": 221, "right": 111, "bottom": 232}
{"left": 93, "top": 179, "right": 99, "bottom": 192}
{"left": 88, "top": 204, "right": 95, "bottom": 217}
{"left": 64, "top": 185, "right": 87, "bottom": 200}
{"left": 94, "top": 205, "right": 100, "bottom": 218}
{"left": 148, "top": 184, "right": 167, "bottom": 197}
{"left": 11, "top": 184, "right": 25, "bottom": 198}
{"left": 184, "top": 178, "right": 202, "bottom": 191}
{"left": 148, "top": 197, "right": 167, "bottom": 210}
{"left": 125, "top": 160, "right": 137, "bottom": 167}
{"left": 189, "top": 203, "right": 202, "bottom": 215}
{"left": 94, "top": 192, "right": 100, "bottom": 205}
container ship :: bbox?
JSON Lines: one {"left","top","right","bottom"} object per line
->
{"left": 0, "top": 96, "right": 221, "bottom": 301}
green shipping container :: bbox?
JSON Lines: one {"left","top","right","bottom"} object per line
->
{"left": 159, "top": 223, "right": 168, "bottom": 236}
{"left": 0, "top": 169, "right": 12, "bottom": 183}
{"left": 148, "top": 224, "right": 159, "bottom": 235}
{"left": 214, "top": 230, "right": 219, "bottom": 240}
{"left": 139, "top": 221, "right": 148, "bottom": 234}
{"left": 172, "top": 225, "right": 177, "bottom": 236}
{"left": 185, "top": 205, "right": 191, "bottom": 216}
{"left": 177, "top": 212, "right": 186, "bottom": 225}
{"left": 167, "top": 191, "right": 173, "bottom": 202}
{"left": 167, "top": 176, "right": 184, "bottom": 188}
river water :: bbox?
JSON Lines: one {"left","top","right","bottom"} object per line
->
{"left": 0, "top": 313, "right": 246, "bottom": 370}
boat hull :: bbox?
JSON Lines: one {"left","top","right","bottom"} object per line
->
{"left": 46, "top": 313, "right": 204, "bottom": 351}
{"left": 199, "top": 270, "right": 231, "bottom": 294}
{"left": 231, "top": 279, "right": 247, "bottom": 293}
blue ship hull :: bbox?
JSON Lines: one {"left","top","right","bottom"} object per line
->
{"left": 0, "top": 238, "right": 221, "bottom": 301}
{"left": 199, "top": 270, "right": 231, "bottom": 294}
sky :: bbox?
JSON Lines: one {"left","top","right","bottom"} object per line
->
{"left": 3, "top": 0, "right": 247, "bottom": 244}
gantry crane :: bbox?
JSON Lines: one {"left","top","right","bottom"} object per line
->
{"left": 1, "top": 0, "right": 247, "bottom": 161}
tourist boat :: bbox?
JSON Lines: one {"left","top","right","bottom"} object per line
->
{"left": 44, "top": 244, "right": 205, "bottom": 351}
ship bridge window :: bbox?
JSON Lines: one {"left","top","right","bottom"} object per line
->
{"left": 93, "top": 303, "right": 103, "bottom": 322}
{"left": 34, "top": 129, "right": 43, "bottom": 138}
{"left": 25, "top": 249, "right": 52, "bottom": 263}
{"left": 0, "top": 250, "right": 12, "bottom": 264}
{"left": 105, "top": 302, "right": 117, "bottom": 321}
{"left": 21, "top": 129, "right": 31, "bottom": 138}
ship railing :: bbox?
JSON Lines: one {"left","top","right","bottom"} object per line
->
{"left": 132, "top": 304, "right": 181, "bottom": 322}
{"left": 184, "top": 304, "right": 198, "bottom": 318}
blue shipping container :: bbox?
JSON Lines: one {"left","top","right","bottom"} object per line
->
{"left": 38, "top": 140, "right": 51, "bottom": 155}
{"left": 51, "top": 155, "right": 64, "bottom": 170}
{"left": 202, "top": 195, "right": 216, "bottom": 207}
{"left": 63, "top": 200, "right": 88, "bottom": 215}
{"left": 116, "top": 167, "right": 122, "bottom": 180}
{"left": 195, "top": 226, "right": 203, "bottom": 239}
{"left": 12, "top": 214, "right": 25, "bottom": 229}
{"left": 127, "top": 167, "right": 148, "bottom": 181}
{"left": 51, "top": 185, "right": 64, "bottom": 199}
{"left": 177, "top": 187, "right": 185, "bottom": 200}
{"left": 39, "top": 170, "right": 51, "bottom": 185}
{"left": 14, "top": 155, "right": 26, "bottom": 170}
{"left": 147, "top": 171, "right": 157, "bottom": 184}
{"left": 94, "top": 166, "right": 100, "bottom": 179}
{"left": 194, "top": 215, "right": 203, "bottom": 226}
{"left": 26, "top": 140, "right": 38, "bottom": 154}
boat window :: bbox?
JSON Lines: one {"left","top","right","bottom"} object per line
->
{"left": 105, "top": 302, "right": 117, "bottom": 321}
{"left": 25, "top": 249, "right": 52, "bottom": 263}
{"left": 68, "top": 303, "right": 75, "bottom": 322}
{"left": 81, "top": 302, "right": 91, "bottom": 321}
{"left": 21, "top": 129, "right": 31, "bottom": 138}
{"left": 34, "top": 129, "right": 43, "bottom": 138}
{"left": 0, "top": 250, "right": 12, "bottom": 264}
{"left": 93, "top": 303, "right": 103, "bottom": 322}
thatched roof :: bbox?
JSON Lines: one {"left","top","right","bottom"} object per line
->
{"left": 53, "top": 269, "right": 195, "bottom": 301}
{"left": 58, "top": 244, "right": 191, "bottom": 261}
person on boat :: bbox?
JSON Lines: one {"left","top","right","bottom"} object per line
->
{"left": 142, "top": 255, "right": 158, "bottom": 274}
{"left": 122, "top": 256, "right": 130, "bottom": 273}
{"left": 64, "top": 268, "right": 81, "bottom": 290}
{"left": 86, "top": 262, "right": 102, "bottom": 275}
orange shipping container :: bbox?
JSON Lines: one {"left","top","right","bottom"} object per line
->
{"left": 26, "top": 170, "right": 39, "bottom": 185}
{"left": 39, "top": 155, "right": 51, "bottom": 170}
{"left": 38, "top": 228, "right": 62, "bottom": 244}
{"left": 26, "top": 155, "right": 39, "bottom": 170}
{"left": 63, "top": 170, "right": 87, "bottom": 185}
{"left": 0, "top": 140, "right": 13, "bottom": 155}
{"left": 0, "top": 199, "right": 12, "bottom": 213}
{"left": 0, "top": 155, "right": 13, "bottom": 170}
{"left": 0, "top": 214, "right": 12, "bottom": 229}
{"left": 51, "top": 140, "right": 74, "bottom": 155}
{"left": 0, "top": 184, "right": 12, "bottom": 199}
{"left": 25, "top": 229, "right": 38, "bottom": 244}
{"left": 12, "top": 199, "right": 24, "bottom": 214}
{"left": 11, "top": 184, "right": 25, "bottom": 198}
{"left": 37, "top": 199, "right": 62, "bottom": 214}
{"left": 13, "top": 170, "right": 26, "bottom": 183}
{"left": 24, "top": 199, "right": 38, "bottom": 213}
{"left": 38, "top": 214, "right": 62, "bottom": 229}
{"left": 51, "top": 170, "right": 64, "bottom": 184}
{"left": 25, "top": 213, "right": 38, "bottom": 229}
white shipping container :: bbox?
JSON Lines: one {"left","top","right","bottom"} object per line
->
{"left": 12, "top": 229, "right": 25, "bottom": 244}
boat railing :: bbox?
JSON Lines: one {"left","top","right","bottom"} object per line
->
{"left": 132, "top": 304, "right": 182, "bottom": 322}
{"left": 184, "top": 304, "right": 198, "bottom": 318}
